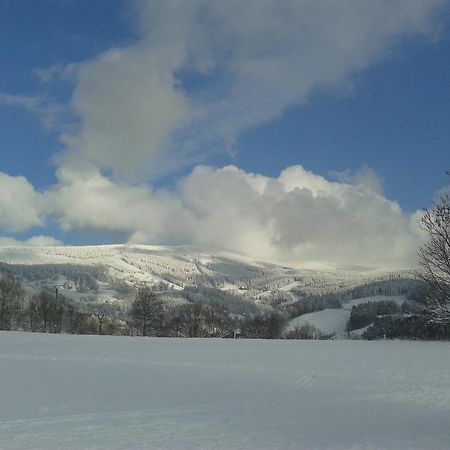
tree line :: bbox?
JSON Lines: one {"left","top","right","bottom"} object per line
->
{"left": 1, "top": 273, "right": 449, "bottom": 340}
{"left": 0, "top": 276, "right": 123, "bottom": 335}
{"left": 0, "top": 277, "right": 290, "bottom": 339}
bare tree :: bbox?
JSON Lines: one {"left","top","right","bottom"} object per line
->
{"left": 284, "top": 322, "right": 321, "bottom": 339}
{"left": 131, "top": 287, "right": 164, "bottom": 336}
{"left": 28, "top": 290, "right": 63, "bottom": 333}
{"left": 170, "top": 303, "right": 205, "bottom": 337}
{"left": 63, "top": 303, "right": 90, "bottom": 334}
{"left": 418, "top": 186, "right": 450, "bottom": 324}
{"left": 95, "top": 314, "right": 106, "bottom": 335}
{"left": 203, "top": 306, "right": 233, "bottom": 337}
{"left": 242, "top": 312, "right": 283, "bottom": 339}
{"left": 167, "top": 303, "right": 232, "bottom": 338}
{"left": 0, "top": 275, "right": 23, "bottom": 330}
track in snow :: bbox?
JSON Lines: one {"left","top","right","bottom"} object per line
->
{"left": 1, "top": 332, "right": 450, "bottom": 449}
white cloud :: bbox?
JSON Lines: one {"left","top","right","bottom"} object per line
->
{"left": 0, "top": 163, "right": 425, "bottom": 269}
{"left": 60, "top": 44, "right": 193, "bottom": 179}
{"left": 175, "top": 165, "right": 421, "bottom": 269}
{"left": 0, "top": 236, "right": 63, "bottom": 247}
{"left": 0, "top": 173, "right": 44, "bottom": 232}
{"left": 57, "top": 0, "right": 446, "bottom": 180}
{"left": 0, "top": 93, "right": 64, "bottom": 130}
{"left": 45, "top": 165, "right": 193, "bottom": 244}
{"left": 44, "top": 164, "right": 422, "bottom": 269}
{"left": 329, "top": 166, "right": 384, "bottom": 195}
{"left": 2, "top": 1, "right": 446, "bottom": 268}
{"left": 0, "top": 93, "right": 40, "bottom": 110}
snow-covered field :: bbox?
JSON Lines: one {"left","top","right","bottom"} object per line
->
{"left": 284, "top": 308, "right": 351, "bottom": 336}
{"left": 284, "top": 296, "right": 410, "bottom": 338}
{"left": 1, "top": 332, "right": 450, "bottom": 450}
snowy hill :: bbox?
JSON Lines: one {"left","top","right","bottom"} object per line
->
{"left": 0, "top": 244, "right": 418, "bottom": 316}
{"left": 0, "top": 244, "right": 294, "bottom": 288}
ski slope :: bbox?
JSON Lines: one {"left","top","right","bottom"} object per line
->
{"left": 1, "top": 332, "right": 450, "bottom": 450}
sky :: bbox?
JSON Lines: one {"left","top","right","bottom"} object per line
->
{"left": 0, "top": 0, "right": 449, "bottom": 269}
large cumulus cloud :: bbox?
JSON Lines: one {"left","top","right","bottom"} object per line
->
{"left": 0, "top": 173, "right": 44, "bottom": 232}
{"left": 1, "top": 0, "right": 447, "bottom": 269}
{"left": 44, "top": 165, "right": 421, "bottom": 269}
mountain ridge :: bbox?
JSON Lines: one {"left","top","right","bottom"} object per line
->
{"left": 0, "top": 243, "right": 417, "bottom": 303}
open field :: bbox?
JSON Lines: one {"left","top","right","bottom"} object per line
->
{"left": 1, "top": 332, "right": 450, "bottom": 449}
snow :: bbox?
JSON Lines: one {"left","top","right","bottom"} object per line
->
{"left": 0, "top": 244, "right": 415, "bottom": 299}
{"left": 285, "top": 309, "right": 351, "bottom": 336}
{"left": 59, "top": 286, "right": 118, "bottom": 304}
{"left": 1, "top": 332, "right": 450, "bottom": 450}
{"left": 285, "top": 296, "right": 410, "bottom": 338}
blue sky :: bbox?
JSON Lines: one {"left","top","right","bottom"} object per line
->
{"left": 213, "top": 34, "right": 450, "bottom": 213}
{"left": 0, "top": 0, "right": 449, "bottom": 268}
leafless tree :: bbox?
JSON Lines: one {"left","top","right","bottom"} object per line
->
{"left": 418, "top": 185, "right": 450, "bottom": 324}
{"left": 284, "top": 322, "right": 321, "bottom": 339}
{"left": 0, "top": 275, "right": 23, "bottom": 330}
{"left": 95, "top": 314, "right": 106, "bottom": 335}
{"left": 168, "top": 303, "right": 232, "bottom": 337}
{"left": 242, "top": 312, "right": 283, "bottom": 339}
{"left": 131, "top": 287, "right": 164, "bottom": 336}
{"left": 28, "top": 290, "right": 63, "bottom": 333}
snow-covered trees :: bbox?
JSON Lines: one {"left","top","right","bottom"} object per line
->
{"left": 418, "top": 188, "right": 450, "bottom": 325}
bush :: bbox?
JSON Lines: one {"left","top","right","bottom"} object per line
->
{"left": 284, "top": 322, "right": 321, "bottom": 339}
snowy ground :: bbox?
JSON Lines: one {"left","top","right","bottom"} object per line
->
{"left": 1, "top": 333, "right": 450, "bottom": 450}
{"left": 284, "top": 309, "right": 351, "bottom": 337}
{"left": 284, "top": 296, "right": 410, "bottom": 338}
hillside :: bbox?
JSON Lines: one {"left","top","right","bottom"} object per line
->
{"left": 0, "top": 244, "right": 422, "bottom": 337}
{"left": 0, "top": 244, "right": 415, "bottom": 299}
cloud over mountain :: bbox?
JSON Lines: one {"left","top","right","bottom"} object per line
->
{"left": 44, "top": 165, "right": 421, "bottom": 269}
{"left": 1, "top": 0, "right": 447, "bottom": 269}
{"left": 0, "top": 173, "right": 44, "bottom": 232}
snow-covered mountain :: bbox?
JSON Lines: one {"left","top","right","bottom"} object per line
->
{"left": 0, "top": 244, "right": 417, "bottom": 312}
